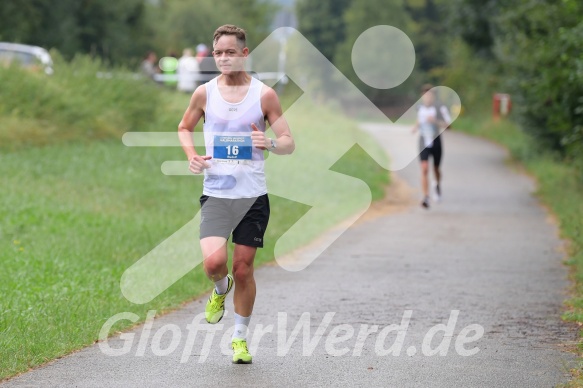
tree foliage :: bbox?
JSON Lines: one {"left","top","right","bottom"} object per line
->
{"left": 449, "top": 0, "right": 583, "bottom": 160}
{"left": 0, "top": 0, "right": 150, "bottom": 64}
{"left": 0, "top": 0, "right": 276, "bottom": 65}
{"left": 296, "top": 0, "right": 449, "bottom": 105}
{"left": 147, "top": 0, "right": 276, "bottom": 56}
{"left": 295, "top": 0, "right": 352, "bottom": 63}
{"left": 495, "top": 0, "right": 583, "bottom": 157}
{"left": 447, "top": 0, "right": 497, "bottom": 58}
{"left": 334, "top": 0, "right": 416, "bottom": 104}
{"left": 405, "top": 0, "right": 449, "bottom": 72}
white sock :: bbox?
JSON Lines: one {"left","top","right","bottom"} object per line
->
{"left": 232, "top": 312, "right": 251, "bottom": 340}
{"left": 214, "top": 276, "right": 229, "bottom": 295}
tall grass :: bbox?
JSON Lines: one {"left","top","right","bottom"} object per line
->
{"left": 0, "top": 52, "right": 161, "bottom": 149}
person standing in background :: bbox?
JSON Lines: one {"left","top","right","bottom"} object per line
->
{"left": 159, "top": 51, "right": 178, "bottom": 88}
{"left": 140, "top": 51, "right": 159, "bottom": 81}
{"left": 177, "top": 48, "right": 199, "bottom": 93}
{"left": 196, "top": 43, "right": 218, "bottom": 84}
{"left": 196, "top": 43, "right": 209, "bottom": 64}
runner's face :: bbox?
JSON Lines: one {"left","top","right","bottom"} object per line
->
{"left": 422, "top": 91, "right": 435, "bottom": 106}
{"left": 212, "top": 35, "right": 248, "bottom": 74}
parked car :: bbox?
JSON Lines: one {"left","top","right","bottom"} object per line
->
{"left": 0, "top": 42, "right": 54, "bottom": 75}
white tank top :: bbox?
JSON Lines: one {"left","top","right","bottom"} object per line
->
{"left": 202, "top": 76, "right": 267, "bottom": 198}
{"left": 417, "top": 105, "right": 439, "bottom": 148}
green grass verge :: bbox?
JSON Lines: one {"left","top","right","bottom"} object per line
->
{"left": 454, "top": 115, "right": 583, "bottom": 386}
{"left": 0, "top": 64, "right": 389, "bottom": 378}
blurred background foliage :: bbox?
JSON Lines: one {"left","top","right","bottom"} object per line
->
{"left": 0, "top": 0, "right": 581, "bottom": 171}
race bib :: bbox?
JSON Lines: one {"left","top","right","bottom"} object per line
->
{"left": 213, "top": 135, "right": 252, "bottom": 160}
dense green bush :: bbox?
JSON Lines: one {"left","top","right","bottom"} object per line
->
{"left": 447, "top": 0, "right": 583, "bottom": 177}
{"left": 495, "top": 0, "right": 583, "bottom": 161}
{"left": 0, "top": 52, "right": 161, "bottom": 149}
{"left": 435, "top": 39, "right": 501, "bottom": 116}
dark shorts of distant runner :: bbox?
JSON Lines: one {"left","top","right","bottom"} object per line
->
{"left": 419, "top": 136, "right": 442, "bottom": 167}
{"left": 199, "top": 194, "right": 270, "bottom": 248}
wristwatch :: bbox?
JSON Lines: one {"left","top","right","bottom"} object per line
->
{"left": 268, "top": 138, "right": 277, "bottom": 151}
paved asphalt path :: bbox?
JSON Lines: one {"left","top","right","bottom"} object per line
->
{"left": 3, "top": 126, "right": 577, "bottom": 387}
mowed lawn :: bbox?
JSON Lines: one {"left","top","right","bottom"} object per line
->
{"left": 0, "top": 90, "right": 389, "bottom": 379}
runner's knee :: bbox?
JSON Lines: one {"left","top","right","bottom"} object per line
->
{"left": 203, "top": 251, "right": 228, "bottom": 275}
{"left": 421, "top": 162, "right": 429, "bottom": 174}
{"left": 232, "top": 260, "right": 253, "bottom": 283}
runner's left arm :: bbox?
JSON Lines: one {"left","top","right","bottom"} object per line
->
{"left": 439, "top": 106, "right": 452, "bottom": 128}
{"left": 255, "top": 86, "right": 295, "bottom": 155}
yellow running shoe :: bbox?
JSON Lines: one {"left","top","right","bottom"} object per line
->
{"left": 204, "top": 274, "right": 233, "bottom": 324}
{"left": 232, "top": 338, "right": 252, "bottom": 364}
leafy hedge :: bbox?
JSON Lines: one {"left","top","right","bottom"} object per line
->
{"left": 495, "top": 0, "right": 583, "bottom": 162}
{"left": 0, "top": 52, "right": 161, "bottom": 149}
{"left": 449, "top": 0, "right": 583, "bottom": 179}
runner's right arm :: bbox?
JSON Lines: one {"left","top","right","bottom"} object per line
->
{"left": 178, "top": 86, "right": 211, "bottom": 174}
{"left": 412, "top": 119, "right": 419, "bottom": 133}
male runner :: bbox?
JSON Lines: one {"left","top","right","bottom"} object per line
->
{"left": 412, "top": 84, "right": 452, "bottom": 209}
{"left": 178, "top": 25, "right": 295, "bottom": 364}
